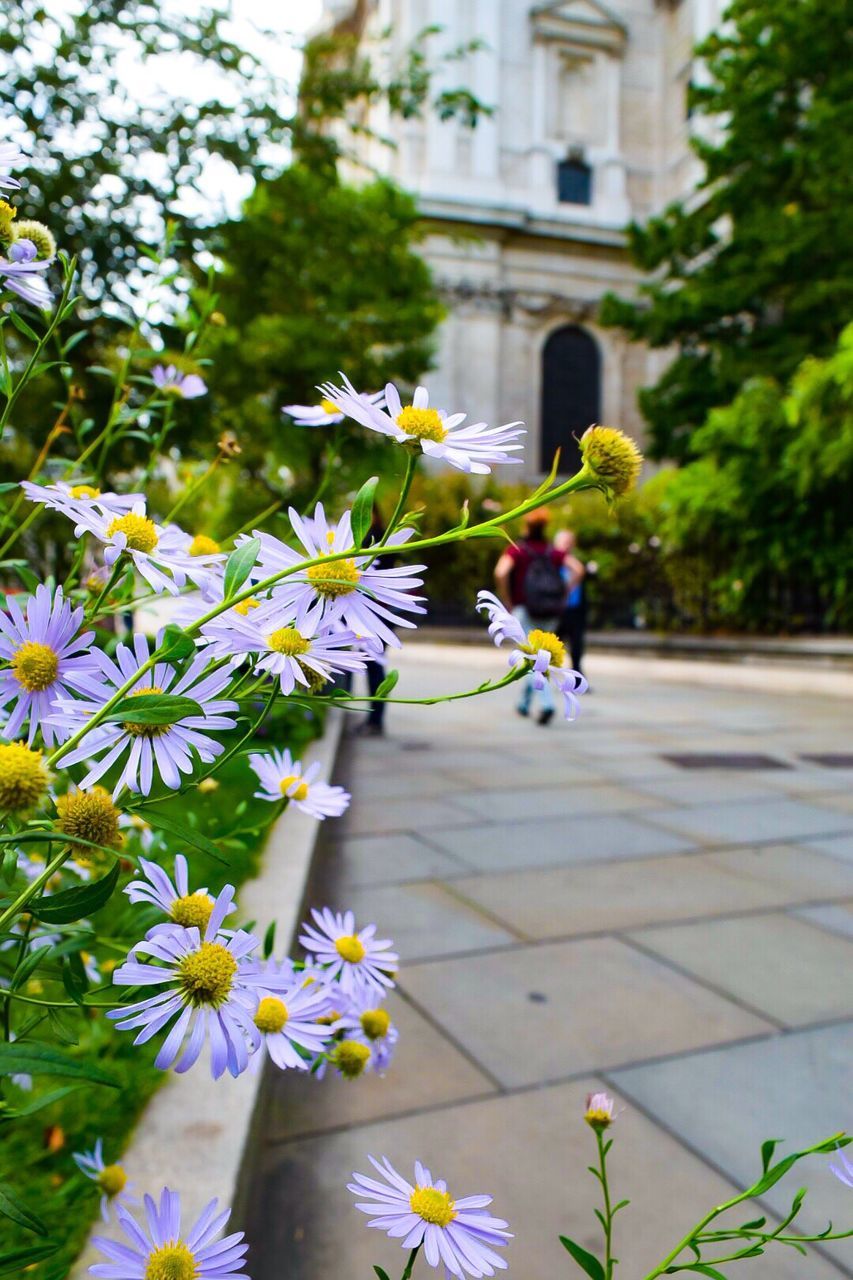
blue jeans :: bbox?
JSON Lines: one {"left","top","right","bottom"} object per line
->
{"left": 513, "top": 605, "right": 557, "bottom": 714}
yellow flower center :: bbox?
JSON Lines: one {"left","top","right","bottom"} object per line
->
{"left": 580, "top": 425, "right": 643, "bottom": 497}
{"left": 233, "top": 597, "right": 260, "bottom": 617}
{"left": 107, "top": 513, "right": 159, "bottom": 554}
{"left": 279, "top": 774, "right": 309, "bottom": 801}
{"left": 177, "top": 941, "right": 237, "bottom": 1007}
{"left": 170, "top": 892, "right": 215, "bottom": 931}
{"left": 97, "top": 1163, "right": 127, "bottom": 1197}
{"left": 333, "top": 1039, "right": 371, "bottom": 1079}
{"left": 305, "top": 557, "right": 360, "bottom": 598}
{"left": 124, "top": 686, "right": 169, "bottom": 737}
{"left": 320, "top": 398, "right": 340, "bottom": 415}
{"left": 267, "top": 627, "right": 310, "bottom": 656}
{"left": 410, "top": 1185, "right": 457, "bottom": 1227}
{"left": 360, "top": 1008, "right": 391, "bottom": 1040}
{"left": 55, "top": 786, "right": 123, "bottom": 866}
{"left": 0, "top": 742, "right": 49, "bottom": 813}
{"left": 144, "top": 1242, "right": 198, "bottom": 1280}
{"left": 584, "top": 1104, "right": 614, "bottom": 1130}
{"left": 188, "top": 534, "right": 220, "bottom": 556}
{"left": 69, "top": 484, "right": 101, "bottom": 499}
{"left": 253, "top": 996, "right": 289, "bottom": 1034}
{"left": 396, "top": 405, "right": 447, "bottom": 443}
{"left": 11, "top": 640, "right": 59, "bottom": 691}
{"left": 523, "top": 629, "right": 566, "bottom": 668}
{"left": 335, "top": 934, "right": 366, "bottom": 964}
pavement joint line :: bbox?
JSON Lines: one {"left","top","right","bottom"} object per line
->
{"left": 433, "top": 877, "right": 532, "bottom": 943}
{"left": 600, "top": 1071, "right": 853, "bottom": 1280}
{"left": 392, "top": 984, "right": 506, "bottom": 1094}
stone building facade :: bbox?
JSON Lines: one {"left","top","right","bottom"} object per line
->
{"left": 321, "top": 0, "right": 722, "bottom": 476}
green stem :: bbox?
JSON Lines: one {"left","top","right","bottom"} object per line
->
{"left": 0, "top": 264, "right": 76, "bottom": 432}
{"left": 0, "top": 506, "right": 39, "bottom": 562}
{"left": 162, "top": 454, "right": 222, "bottom": 526}
{"left": 597, "top": 1130, "right": 615, "bottom": 1280}
{"left": 87, "top": 560, "right": 127, "bottom": 620}
{"left": 378, "top": 450, "right": 418, "bottom": 549}
{"left": 320, "top": 666, "right": 524, "bottom": 709}
{"left": 400, "top": 1246, "right": 420, "bottom": 1280}
{"left": 0, "top": 843, "right": 72, "bottom": 933}
{"left": 227, "top": 498, "right": 282, "bottom": 542}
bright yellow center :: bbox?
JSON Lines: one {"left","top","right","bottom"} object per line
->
{"left": 0, "top": 742, "right": 49, "bottom": 813}
{"left": 188, "top": 534, "right": 220, "bottom": 556}
{"left": 233, "top": 597, "right": 260, "bottom": 616}
{"left": 253, "top": 996, "right": 289, "bottom": 1034}
{"left": 170, "top": 892, "right": 215, "bottom": 931}
{"left": 396, "top": 405, "right": 447, "bottom": 443}
{"left": 410, "top": 1185, "right": 457, "bottom": 1227}
{"left": 177, "top": 942, "right": 237, "bottom": 1007}
{"left": 97, "top": 1163, "right": 127, "bottom": 1197}
{"left": 12, "top": 640, "right": 59, "bottom": 691}
{"left": 360, "top": 1008, "right": 391, "bottom": 1040}
{"left": 585, "top": 1104, "right": 613, "bottom": 1130}
{"left": 305, "top": 557, "right": 360, "bottom": 598}
{"left": 55, "top": 786, "right": 123, "bottom": 865}
{"left": 124, "top": 686, "right": 169, "bottom": 737}
{"left": 523, "top": 629, "right": 566, "bottom": 668}
{"left": 69, "top": 484, "right": 101, "bottom": 499}
{"left": 335, "top": 934, "right": 366, "bottom": 964}
{"left": 279, "top": 774, "right": 309, "bottom": 801}
{"left": 334, "top": 1039, "right": 371, "bottom": 1078}
{"left": 267, "top": 627, "right": 310, "bottom": 656}
{"left": 107, "top": 513, "right": 159, "bottom": 554}
{"left": 144, "top": 1242, "right": 197, "bottom": 1280}
{"left": 320, "top": 398, "right": 339, "bottom": 415}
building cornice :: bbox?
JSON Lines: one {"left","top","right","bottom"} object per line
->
{"left": 416, "top": 195, "right": 629, "bottom": 250}
{"left": 530, "top": 0, "right": 628, "bottom": 55}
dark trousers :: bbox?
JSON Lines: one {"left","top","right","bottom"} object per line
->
{"left": 366, "top": 658, "right": 386, "bottom": 727}
{"left": 558, "top": 602, "right": 586, "bottom": 675}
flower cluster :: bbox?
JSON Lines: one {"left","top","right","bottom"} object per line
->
{"left": 0, "top": 143, "right": 56, "bottom": 307}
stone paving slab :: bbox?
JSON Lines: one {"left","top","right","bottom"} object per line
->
{"left": 322, "top": 831, "right": 474, "bottom": 891}
{"left": 644, "top": 796, "right": 853, "bottom": 846}
{"left": 803, "top": 834, "right": 853, "bottom": 865}
{"left": 447, "top": 780, "right": 665, "bottom": 822}
{"left": 795, "top": 903, "right": 853, "bottom": 940}
{"left": 630, "top": 912, "right": 853, "bottom": 1026}
{"left": 448, "top": 845, "right": 853, "bottom": 939}
{"left": 336, "top": 880, "right": 518, "bottom": 961}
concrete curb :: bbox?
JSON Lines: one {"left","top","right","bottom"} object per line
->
{"left": 70, "top": 709, "right": 345, "bottom": 1277}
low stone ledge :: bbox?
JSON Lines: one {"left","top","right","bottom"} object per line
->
{"left": 70, "top": 709, "right": 344, "bottom": 1277}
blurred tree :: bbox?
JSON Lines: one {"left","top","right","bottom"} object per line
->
{"left": 601, "top": 0, "right": 853, "bottom": 460}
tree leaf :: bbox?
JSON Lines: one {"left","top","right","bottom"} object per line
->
{"left": 0, "top": 1042, "right": 119, "bottom": 1086}
{"left": 31, "top": 861, "right": 120, "bottom": 924}
{"left": 159, "top": 624, "right": 196, "bottom": 662}
{"left": 351, "top": 475, "right": 379, "bottom": 546}
{"left": 559, "top": 1236, "right": 606, "bottom": 1280}
{"left": 0, "top": 1184, "right": 48, "bottom": 1236}
{"left": 104, "top": 693, "right": 203, "bottom": 726}
{"left": 375, "top": 669, "right": 399, "bottom": 697}
{"left": 223, "top": 537, "right": 260, "bottom": 599}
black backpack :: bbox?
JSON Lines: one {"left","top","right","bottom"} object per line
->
{"left": 524, "top": 550, "right": 565, "bottom": 620}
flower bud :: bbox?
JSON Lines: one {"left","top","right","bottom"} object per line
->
{"left": 0, "top": 742, "right": 49, "bottom": 814}
{"left": 584, "top": 1091, "right": 616, "bottom": 1131}
{"left": 13, "top": 220, "right": 57, "bottom": 261}
{"left": 580, "top": 426, "right": 643, "bottom": 498}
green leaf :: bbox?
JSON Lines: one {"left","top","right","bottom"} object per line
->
{"left": 223, "top": 537, "right": 260, "bottom": 600}
{"left": 760, "top": 1139, "right": 781, "bottom": 1173}
{"left": 373, "top": 1269, "right": 392, "bottom": 1280}
{"left": 375, "top": 669, "right": 399, "bottom": 697}
{"left": 159, "top": 624, "right": 196, "bottom": 662}
{"left": 139, "top": 811, "right": 226, "bottom": 863}
{"left": 0, "top": 483, "right": 19, "bottom": 494}
{"left": 559, "top": 1236, "right": 606, "bottom": 1280}
{"left": 5, "top": 1084, "right": 82, "bottom": 1118}
{"left": 351, "top": 475, "right": 379, "bottom": 546}
{"left": 104, "top": 693, "right": 203, "bottom": 726}
{"left": 263, "top": 919, "right": 276, "bottom": 960}
{"left": 31, "top": 861, "right": 120, "bottom": 924}
{"left": 61, "top": 951, "right": 90, "bottom": 1002}
{"left": 1, "top": 846, "right": 16, "bottom": 884}
{"left": 0, "top": 1184, "right": 48, "bottom": 1236}
{"left": 0, "top": 1241, "right": 60, "bottom": 1273}
{"left": 0, "top": 1042, "right": 119, "bottom": 1087}
{"left": 685, "top": 1266, "right": 730, "bottom": 1278}
{"left": 7, "top": 311, "right": 40, "bottom": 343}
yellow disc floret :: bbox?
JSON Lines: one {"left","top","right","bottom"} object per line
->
{"left": 522, "top": 629, "right": 566, "bottom": 669}
{"left": 333, "top": 1039, "right": 371, "bottom": 1079}
{"left": 55, "top": 786, "right": 123, "bottom": 865}
{"left": 410, "top": 1185, "right": 457, "bottom": 1227}
{"left": 395, "top": 406, "right": 447, "bottom": 443}
{"left": 253, "top": 996, "right": 289, "bottom": 1034}
{"left": 188, "top": 535, "right": 220, "bottom": 557}
{"left": 360, "top": 1008, "right": 391, "bottom": 1041}
{"left": 69, "top": 484, "right": 101, "bottom": 499}
{"left": 97, "top": 1163, "right": 128, "bottom": 1197}
{"left": 279, "top": 774, "right": 309, "bottom": 802}
{"left": 267, "top": 627, "right": 310, "bottom": 657}
{"left": 335, "top": 934, "right": 366, "bottom": 964}
{"left": 178, "top": 942, "right": 237, "bottom": 1007}
{"left": 580, "top": 426, "right": 643, "bottom": 497}
{"left": 305, "top": 557, "right": 360, "bottom": 599}
{"left": 107, "top": 513, "right": 159, "bottom": 554}
{"left": 13, "top": 219, "right": 57, "bottom": 261}
{"left": 0, "top": 742, "right": 49, "bottom": 813}
{"left": 170, "top": 892, "right": 215, "bottom": 932}
{"left": 144, "top": 1241, "right": 197, "bottom": 1280}
{"left": 320, "top": 398, "right": 340, "bottom": 415}
{"left": 12, "top": 640, "right": 59, "bottom": 691}
{"left": 233, "top": 597, "right": 260, "bottom": 617}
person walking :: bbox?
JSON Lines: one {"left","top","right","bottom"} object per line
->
{"left": 554, "top": 528, "right": 587, "bottom": 678}
{"left": 493, "top": 507, "right": 580, "bottom": 725}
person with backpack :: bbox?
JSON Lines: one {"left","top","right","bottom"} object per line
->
{"left": 493, "top": 508, "right": 583, "bottom": 724}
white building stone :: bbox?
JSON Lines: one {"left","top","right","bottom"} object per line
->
{"left": 320, "top": 0, "right": 723, "bottom": 476}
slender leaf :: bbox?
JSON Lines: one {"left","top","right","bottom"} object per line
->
{"left": 559, "top": 1236, "right": 606, "bottom": 1280}
{"left": 5, "top": 1084, "right": 82, "bottom": 1118}
{"left": 375, "top": 669, "right": 399, "bottom": 697}
{"left": 351, "top": 475, "right": 379, "bottom": 546}
{"left": 262, "top": 919, "right": 276, "bottom": 960}
{"left": 223, "top": 537, "right": 260, "bottom": 599}
{"left": 760, "top": 1140, "right": 781, "bottom": 1173}
{"left": 104, "top": 693, "right": 203, "bottom": 726}
{"left": 0, "top": 1042, "right": 119, "bottom": 1086}
{"left": 0, "top": 1184, "right": 48, "bottom": 1236}
{"left": 139, "top": 811, "right": 225, "bottom": 863}
{"left": 7, "top": 311, "right": 40, "bottom": 343}
{"left": 32, "top": 861, "right": 120, "bottom": 925}
{"left": 0, "top": 1241, "right": 60, "bottom": 1273}
{"left": 159, "top": 624, "right": 196, "bottom": 662}
{"left": 373, "top": 1269, "right": 392, "bottom": 1280}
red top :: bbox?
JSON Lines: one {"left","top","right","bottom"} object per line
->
{"left": 507, "top": 540, "right": 564, "bottom": 606}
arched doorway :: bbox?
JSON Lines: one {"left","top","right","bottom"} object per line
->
{"left": 540, "top": 325, "right": 601, "bottom": 474}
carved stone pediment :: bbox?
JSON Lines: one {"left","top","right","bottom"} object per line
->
{"left": 530, "top": 0, "right": 628, "bottom": 54}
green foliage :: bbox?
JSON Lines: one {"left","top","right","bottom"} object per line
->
{"left": 601, "top": 0, "right": 853, "bottom": 459}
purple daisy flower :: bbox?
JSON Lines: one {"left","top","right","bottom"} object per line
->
{"left": 338, "top": 993, "right": 399, "bottom": 1075}
{"left": 90, "top": 1186, "right": 249, "bottom": 1280}
{"left": 239, "top": 502, "right": 426, "bottom": 648}
{"left": 72, "top": 1137, "right": 137, "bottom": 1222}
{"left": 124, "top": 852, "right": 234, "bottom": 939}
{"left": 21, "top": 480, "right": 144, "bottom": 521}
{"left": 0, "top": 141, "right": 24, "bottom": 191}
{"left": 235, "top": 968, "right": 337, "bottom": 1072}
{"left": 831, "top": 1149, "right": 853, "bottom": 1188}
{"left": 348, "top": 1156, "right": 511, "bottom": 1278}
{"left": 476, "top": 590, "right": 588, "bottom": 720}
{"left": 152, "top": 363, "right": 207, "bottom": 399}
{"left": 248, "top": 746, "right": 350, "bottom": 819}
{"left": 319, "top": 372, "right": 525, "bottom": 475}
{"left": 52, "top": 633, "right": 238, "bottom": 795}
{"left": 283, "top": 388, "right": 385, "bottom": 427}
{"left": 299, "top": 907, "right": 397, "bottom": 999}
{"left": 0, "top": 584, "right": 98, "bottom": 746}
{"left": 66, "top": 501, "right": 222, "bottom": 597}
{"left": 0, "top": 253, "right": 52, "bottom": 308}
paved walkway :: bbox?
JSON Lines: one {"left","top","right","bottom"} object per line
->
{"left": 242, "top": 645, "right": 853, "bottom": 1279}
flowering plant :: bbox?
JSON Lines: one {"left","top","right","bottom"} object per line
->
{"left": 0, "top": 143, "right": 847, "bottom": 1280}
